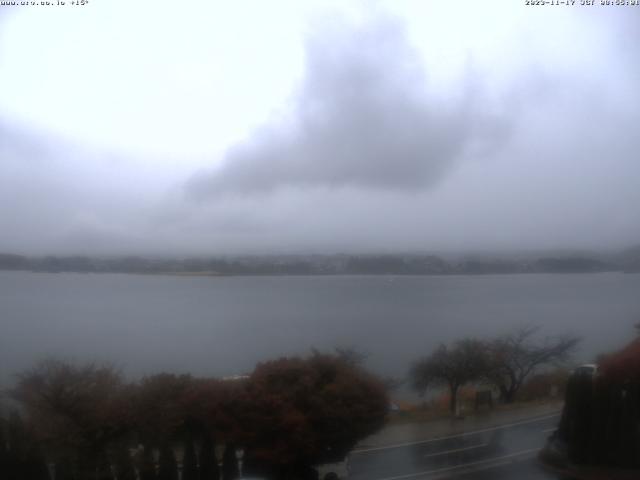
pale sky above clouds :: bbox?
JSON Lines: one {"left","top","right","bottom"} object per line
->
{"left": 0, "top": 0, "right": 638, "bottom": 255}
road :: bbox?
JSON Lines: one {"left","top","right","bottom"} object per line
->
{"left": 349, "top": 413, "right": 563, "bottom": 480}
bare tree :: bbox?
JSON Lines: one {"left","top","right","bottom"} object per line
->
{"left": 333, "top": 346, "right": 369, "bottom": 367}
{"left": 488, "top": 326, "right": 580, "bottom": 403}
{"left": 410, "top": 339, "right": 490, "bottom": 414}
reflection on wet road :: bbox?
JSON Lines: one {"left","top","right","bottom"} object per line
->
{"left": 350, "top": 413, "right": 563, "bottom": 480}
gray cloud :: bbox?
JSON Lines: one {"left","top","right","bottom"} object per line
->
{"left": 187, "top": 16, "right": 508, "bottom": 198}
{"left": 0, "top": 123, "right": 158, "bottom": 255}
{"left": 2, "top": 9, "right": 640, "bottom": 256}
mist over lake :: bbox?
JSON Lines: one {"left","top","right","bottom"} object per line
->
{"left": 2, "top": 271, "right": 638, "bottom": 391}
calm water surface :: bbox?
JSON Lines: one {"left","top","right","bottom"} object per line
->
{"left": 1, "top": 271, "right": 638, "bottom": 388}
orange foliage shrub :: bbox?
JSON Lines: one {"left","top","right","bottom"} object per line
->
{"left": 599, "top": 338, "right": 640, "bottom": 383}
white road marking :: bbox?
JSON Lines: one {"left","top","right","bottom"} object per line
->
{"left": 423, "top": 443, "right": 488, "bottom": 458}
{"left": 425, "top": 458, "right": 529, "bottom": 480}
{"left": 353, "top": 412, "right": 560, "bottom": 454}
{"left": 372, "top": 447, "right": 539, "bottom": 480}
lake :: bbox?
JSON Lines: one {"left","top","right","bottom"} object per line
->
{"left": 1, "top": 271, "right": 638, "bottom": 391}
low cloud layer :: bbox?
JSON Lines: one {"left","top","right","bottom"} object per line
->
{"left": 188, "top": 17, "right": 506, "bottom": 198}
{"left": 1, "top": 6, "right": 640, "bottom": 255}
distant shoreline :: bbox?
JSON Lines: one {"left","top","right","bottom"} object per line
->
{"left": 144, "top": 270, "right": 230, "bottom": 277}
{"left": 0, "top": 269, "right": 637, "bottom": 278}
{"left": 0, "top": 250, "right": 638, "bottom": 277}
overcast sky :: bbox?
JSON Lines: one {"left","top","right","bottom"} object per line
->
{"left": 0, "top": 0, "right": 639, "bottom": 255}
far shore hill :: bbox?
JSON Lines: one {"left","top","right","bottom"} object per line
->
{"left": 1, "top": 247, "right": 639, "bottom": 276}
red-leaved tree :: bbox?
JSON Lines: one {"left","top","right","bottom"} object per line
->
{"left": 238, "top": 353, "right": 388, "bottom": 477}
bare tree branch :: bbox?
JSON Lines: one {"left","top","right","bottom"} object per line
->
{"left": 487, "top": 327, "right": 580, "bottom": 403}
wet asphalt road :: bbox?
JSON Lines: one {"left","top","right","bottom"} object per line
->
{"left": 349, "top": 413, "right": 564, "bottom": 480}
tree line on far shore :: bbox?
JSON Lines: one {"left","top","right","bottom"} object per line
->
{"left": 0, "top": 251, "right": 633, "bottom": 276}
